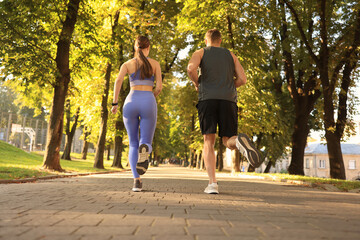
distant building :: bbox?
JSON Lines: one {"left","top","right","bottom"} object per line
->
{"left": 274, "top": 143, "right": 360, "bottom": 181}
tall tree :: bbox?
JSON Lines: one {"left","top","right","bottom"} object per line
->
{"left": 42, "top": 0, "right": 82, "bottom": 171}
{"left": 276, "top": 0, "right": 321, "bottom": 175}
{"left": 282, "top": 0, "right": 360, "bottom": 179}
{"left": 93, "top": 62, "right": 111, "bottom": 169}
{"left": 0, "top": 0, "right": 82, "bottom": 171}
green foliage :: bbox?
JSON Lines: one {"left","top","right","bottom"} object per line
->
{"left": 0, "top": 82, "right": 18, "bottom": 113}
{"left": 2, "top": 0, "right": 358, "bottom": 170}
{"left": 0, "top": 0, "right": 64, "bottom": 115}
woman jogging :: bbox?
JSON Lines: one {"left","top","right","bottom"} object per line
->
{"left": 111, "top": 36, "right": 162, "bottom": 192}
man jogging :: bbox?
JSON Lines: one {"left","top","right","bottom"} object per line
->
{"left": 187, "top": 29, "right": 263, "bottom": 194}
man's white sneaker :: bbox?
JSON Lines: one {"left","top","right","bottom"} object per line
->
{"left": 204, "top": 182, "right": 219, "bottom": 194}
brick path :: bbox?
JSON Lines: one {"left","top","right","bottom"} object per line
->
{"left": 1, "top": 165, "right": 359, "bottom": 240}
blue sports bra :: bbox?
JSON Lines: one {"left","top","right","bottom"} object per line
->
{"left": 129, "top": 69, "right": 155, "bottom": 87}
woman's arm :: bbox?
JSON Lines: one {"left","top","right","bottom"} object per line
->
{"left": 153, "top": 61, "right": 162, "bottom": 97}
{"left": 111, "top": 63, "right": 128, "bottom": 114}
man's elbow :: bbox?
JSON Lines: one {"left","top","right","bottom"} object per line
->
{"left": 242, "top": 77, "right": 247, "bottom": 85}
{"left": 187, "top": 66, "right": 193, "bottom": 76}
{"left": 235, "top": 78, "right": 246, "bottom": 87}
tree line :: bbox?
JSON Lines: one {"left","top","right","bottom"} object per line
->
{"left": 1, "top": 0, "right": 359, "bottom": 179}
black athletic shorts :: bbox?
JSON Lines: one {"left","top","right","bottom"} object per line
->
{"left": 196, "top": 99, "right": 238, "bottom": 138}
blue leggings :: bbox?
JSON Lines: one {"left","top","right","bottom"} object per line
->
{"left": 123, "top": 90, "right": 157, "bottom": 178}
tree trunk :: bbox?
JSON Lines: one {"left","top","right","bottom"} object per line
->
{"left": 217, "top": 137, "right": 224, "bottom": 171}
{"left": 81, "top": 139, "right": 89, "bottom": 160}
{"left": 61, "top": 106, "right": 80, "bottom": 160}
{"left": 232, "top": 150, "right": 241, "bottom": 172}
{"left": 111, "top": 11, "right": 127, "bottom": 169}
{"left": 196, "top": 151, "right": 201, "bottom": 169}
{"left": 322, "top": 65, "right": 346, "bottom": 179}
{"left": 189, "top": 149, "right": 195, "bottom": 168}
{"left": 248, "top": 165, "right": 255, "bottom": 172}
{"left": 322, "top": 86, "right": 346, "bottom": 179}
{"left": 264, "top": 161, "right": 272, "bottom": 173}
{"left": 188, "top": 114, "right": 196, "bottom": 168}
{"left": 200, "top": 153, "right": 204, "bottom": 170}
{"left": 183, "top": 154, "right": 188, "bottom": 167}
{"left": 112, "top": 120, "right": 124, "bottom": 168}
{"left": 325, "top": 131, "right": 346, "bottom": 179}
{"left": 62, "top": 99, "right": 71, "bottom": 158}
{"left": 287, "top": 109, "right": 310, "bottom": 175}
{"left": 226, "top": 15, "right": 235, "bottom": 49}
{"left": 106, "top": 144, "right": 111, "bottom": 161}
{"left": 191, "top": 153, "right": 197, "bottom": 168}
{"left": 42, "top": 0, "right": 81, "bottom": 171}
{"left": 81, "top": 128, "right": 89, "bottom": 160}
{"left": 94, "top": 62, "right": 111, "bottom": 169}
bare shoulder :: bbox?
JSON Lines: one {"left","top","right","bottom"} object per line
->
{"left": 124, "top": 58, "right": 136, "bottom": 66}
{"left": 148, "top": 58, "right": 160, "bottom": 68}
{"left": 193, "top": 48, "right": 204, "bottom": 57}
{"left": 122, "top": 59, "right": 135, "bottom": 68}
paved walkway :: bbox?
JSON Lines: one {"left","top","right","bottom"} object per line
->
{"left": 1, "top": 165, "right": 359, "bottom": 240}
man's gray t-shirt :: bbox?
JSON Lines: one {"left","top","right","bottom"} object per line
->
{"left": 198, "top": 46, "right": 236, "bottom": 103}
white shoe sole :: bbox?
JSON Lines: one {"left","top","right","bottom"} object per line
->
{"left": 204, "top": 190, "right": 219, "bottom": 194}
{"left": 236, "top": 133, "right": 262, "bottom": 168}
{"left": 138, "top": 144, "right": 149, "bottom": 163}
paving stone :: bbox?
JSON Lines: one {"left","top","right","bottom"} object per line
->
{"left": 135, "top": 226, "right": 187, "bottom": 235}
{"left": 186, "top": 226, "right": 226, "bottom": 235}
{"left": 0, "top": 226, "right": 31, "bottom": 235}
{"left": 100, "top": 215, "right": 155, "bottom": 226}
{"left": 23, "top": 226, "right": 79, "bottom": 235}
{"left": 74, "top": 226, "right": 135, "bottom": 235}
{"left": 196, "top": 236, "right": 262, "bottom": 240}
{"left": 152, "top": 217, "right": 186, "bottom": 226}
{"left": 111, "top": 236, "right": 153, "bottom": 240}
{"left": 78, "top": 235, "right": 112, "bottom": 240}
{"left": 153, "top": 235, "right": 193, "bottom": 240}
{"left": 186, "top": 218, "right": 230, "bottom": 227}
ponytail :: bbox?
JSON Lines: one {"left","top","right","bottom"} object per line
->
{"left": 138, "top": 49, "right": 153, "bottom": 79}
{"left": 134, "top": 36, "right": 153, "bottom": 79}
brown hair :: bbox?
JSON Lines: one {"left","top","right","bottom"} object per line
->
{"left": 134, "top": 36, "right": 153, "bottom": 79}
{"left": 205, "top": 29, "right": 221, "bottom": 43}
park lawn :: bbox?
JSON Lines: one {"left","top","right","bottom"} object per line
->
{"left": 0, "top": 140, "right": 127, "bottom": 180}
{"left": 235, "top": 172, "right": 360, "bottom": 192}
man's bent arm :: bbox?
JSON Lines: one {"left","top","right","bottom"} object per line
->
{"left": 187, "top": 49, "right": 203, "bottom": 90}
{"left": 231, "top": 52, "right": 247, "bottom": 87}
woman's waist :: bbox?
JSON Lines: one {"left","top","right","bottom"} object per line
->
{"left": 130, "top": 85, "right": 153, "bottom": 91}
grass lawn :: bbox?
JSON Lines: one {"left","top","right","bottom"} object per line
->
{"left": 233, "top": 172, "right": 360, "bottom": 192}
{"left": 0, "top": 140, "right": 128, "bottom": 180}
